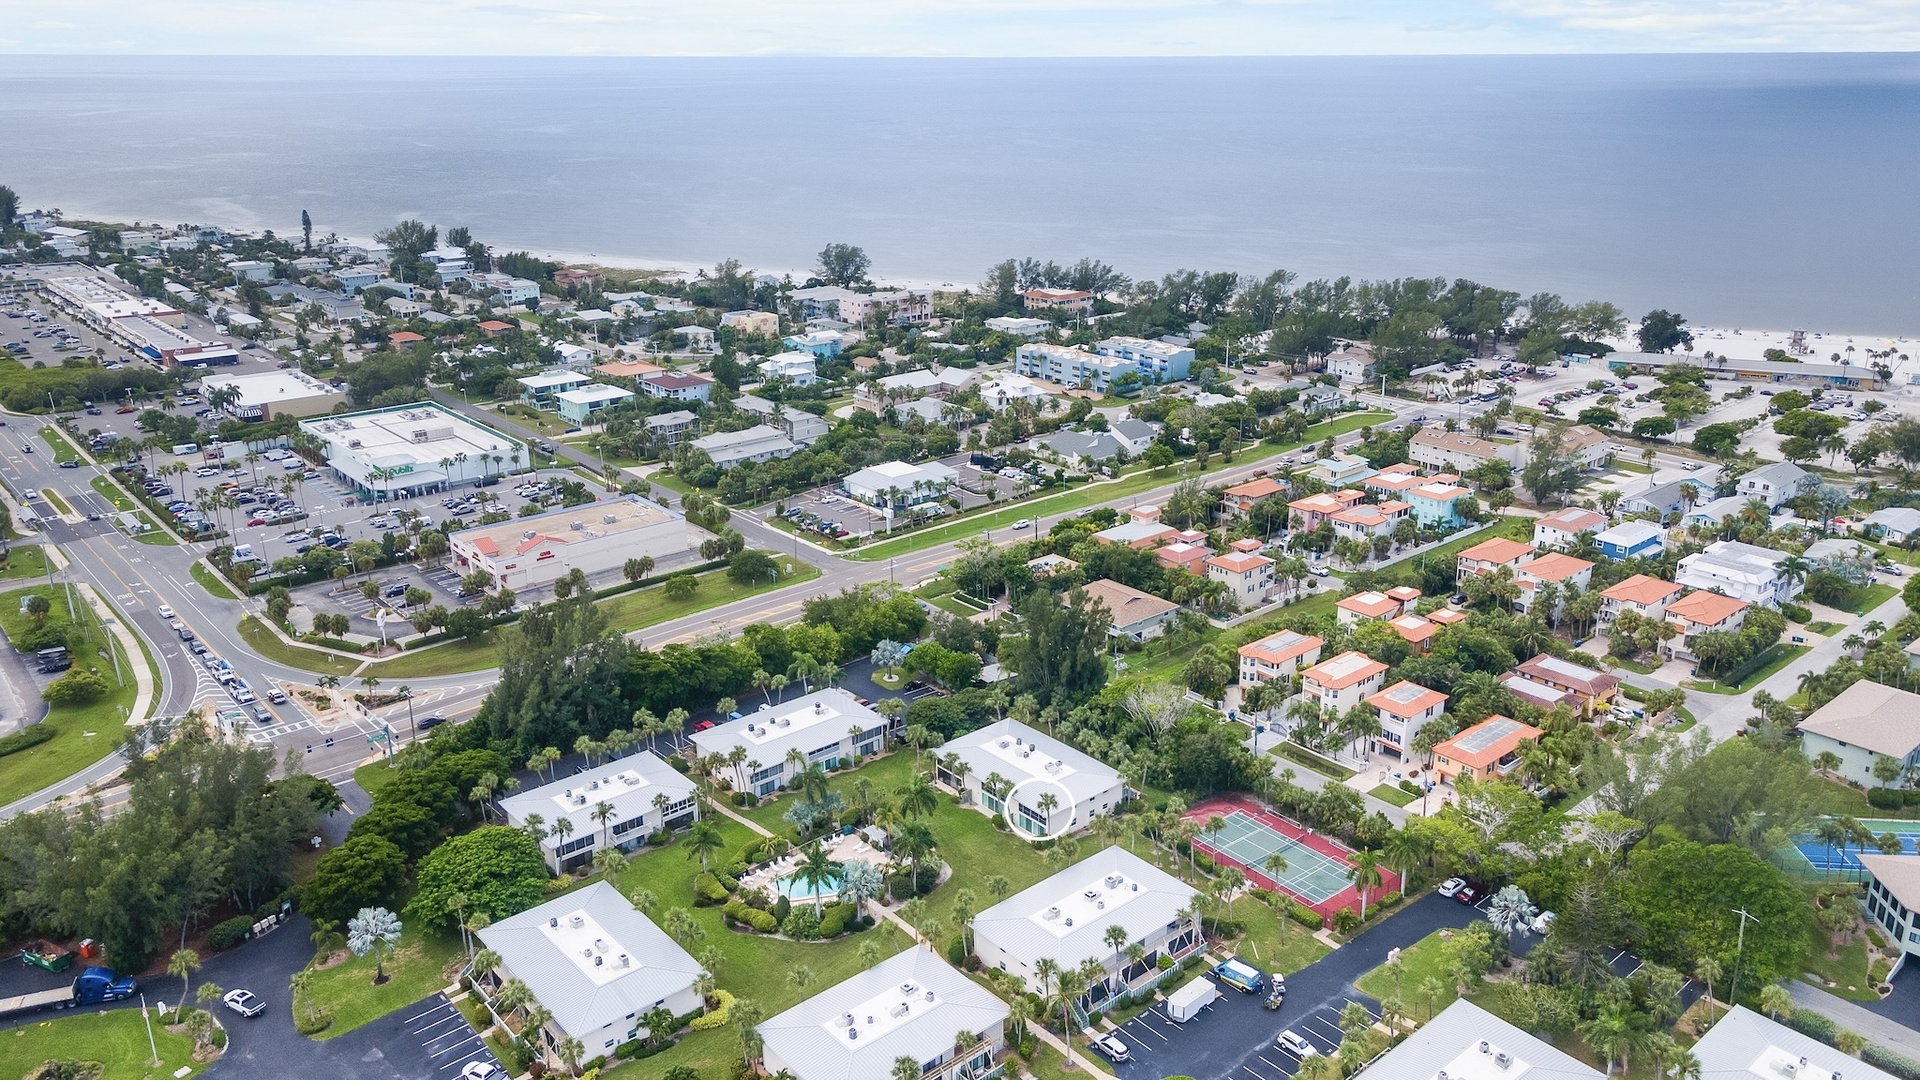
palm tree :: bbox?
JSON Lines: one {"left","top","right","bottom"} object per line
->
{"left": 1484, "top": 885, "right": 1538, "bottom": 943}
{"left": 685, "top": 818, "right": 725, "bottom": 870}
{"left": 897, "top": 771, "right": 938, "bottom": 819}
{"left": 310, "top": 918, "right": 345, "bottom": 963}
{"left": 1694, "top": 954, "right": 1724, "bottom": 1013}
{"left": 347, "top": 907, "right": 404, "bottom": 984}
{"left": 167, "top": 949, "right": 200, "bottom": 1022}
{"left": 591, "top": 800, "right": 616, "bottom": 850}
{"left": 1758, "top": 983, "right": 1794, "bottom": 1020}
{"left": 892, "top": 1056, "right": 922, "bottom": 1080}
{"left": 557, "top": 1035, "right": 585, "bottom": 1077}
{"left": 796, "top": 843, "right": 843, "bottom": 916}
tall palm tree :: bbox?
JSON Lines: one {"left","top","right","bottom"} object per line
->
{"left": 347, "top": 906, "right": 404, "bottom": 985}
{"left": 592, "top": 800, "right": 616, "bottom": 850}
{"left": 796, "top": 843, "right": 843, "bottom": 916}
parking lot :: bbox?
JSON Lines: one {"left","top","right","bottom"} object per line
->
{"left": 783, "top": 488, "right": 891, "bottom": 539}
{"left": 399, "top": 995, "right": 506, "bottom": 1078}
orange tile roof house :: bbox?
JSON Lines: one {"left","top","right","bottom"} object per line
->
{"left": 1238, "top": 630, "right": 1325, "bottom": 686}
{"left": 1365, "top": 681, "right": 1448, "bottom": 759}
{"left": 1221, "top": 477, "right": 1289, "bottom": 516}
{"left": 595, "top": 358, "right": 666, "bottom": 381}
{"left": 1533, "top": 507, "right": 1607, "bottom": 550}
{"left": 1598, "top": 574, "right": 1686, "bottom": 625}
{"left": 1301, "top": 651, "right": 1391, "bottom": 715}
{"left": 1514, "top": 553, "right": 1595, "bottom": 614}
{"left": 478, "top": 319, "right": 514, "bottom": 336}
{"left": 1157, "top": 541, "right": 1214, "bottom": 575}
{"left": 1206, "top": 550, "right": 1277, "bottom": 606}
{"left": 1330, "top": 499, "right": 1411, "bottom": 539}
{"left": 1501, "top": 673, "right": 1580, "bottom": 713}
{"left": 1337, "top": 590, "right": 1412, "bottom": 624}
{"left": 1427, "top": 607, "right": 1469, "bottom": 627}
{"left": 1431, "top": 715, "right": 1541, "bottom": 784}
{"left": 1388, "top": 614, "right": 1437, "bottom": 651}
{"left": 1076, "top": 579, "right": 1180, "bottom": 641}
{"left": 1663, "top": 590, "right": 1751, "bottom": 660}
{"left": 1456, "top": 537, "right": 1536, "bottom": 585}
{"left": 388, "top": 330, "right": 426, "bottom": 347}
{"left": 1287, "top": 489, "right": 1365, "bottom": 530}
{"left": 1512, "top": 654, "right": 1621, "bottom": 715}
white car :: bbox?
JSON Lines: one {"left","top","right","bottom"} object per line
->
{"left": 156, "top": 604, "right": 174, "bottom": 619}
{"left": 1011, "top": 519, "right": 1033, "bottom": 530}
{"left": 222, "top": 988, "right": 265, "bottom": 1017}
{"left": 1276, "top": 1030, "right": 1317, "bottom": 1058}
{"left": 1092, "top": 1034, "right": 1131, "bottom": 1063}
{"left": 461, "top": 1063, "right": 502, "bottom": 1080}
{"left": 1437, "top": 876, "right": 1466, "bottom": 897}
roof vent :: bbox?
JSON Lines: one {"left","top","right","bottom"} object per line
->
{"left": 619, "top": 954, "right": 629, "bottom": 967}
{"left": 603, "top": 514, "right": 617, "bottom": 524}
{"left": 594, "top": 955, "right": 603, "bottom": 967}
{"left": 570, "top": 914, "right": 585, "bottom": 928}
{"left": 815, "top": 703, "right": 825, "bottom": 715}
{"left": 590, "top": 780, "right": 600, "bottom": 790}
{"left": 1440, "top": 1072, "right": 1449, "bottom": 1080}
{"left": 848, "top": 1027, "right": 858, "bottom": 1040}
{"left": 1064, "top": 917, "right": 1073, "bottom": 927}
{"left": 570, "top": 521, "right": 583, "bottom": 531}
{"left": 1496, "top": 1053, "right": 1513, "bottom": 1069}
{"left": 1097, "top": 901, "right": 1106, "bottom": 910}
{"left": 925, "top": 990, "right": 935, "bottom": 1002}
{"left": 594, "top": 939, "right": 608, "bottom": 953}
{"left": 1131, "top": 883, "right": 1139, "bottom": 892}
{"left": 549, "top": 917, "right": 559, "bottom": 928}
{"left": 1481, "top": 1042, "right": 1490, "bottom": 1054}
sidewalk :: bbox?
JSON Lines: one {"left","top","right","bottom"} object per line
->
{"left": 76, "top": 581, "right": 154, "bottom": 726}
{"left": 1246, "top": 729, "right": 1411, "bottom": 825}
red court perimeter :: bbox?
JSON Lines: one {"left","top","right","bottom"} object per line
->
{"left": 1185, "top": 794, "right": 1400, "bottom": 922}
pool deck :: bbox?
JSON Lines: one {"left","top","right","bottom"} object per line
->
{"left": 742, "top": 831, "right": 888, "bottom": 900}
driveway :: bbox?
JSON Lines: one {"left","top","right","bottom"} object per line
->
{"left": 1114, "top": 894, "right": 1480, "bottom": 1080}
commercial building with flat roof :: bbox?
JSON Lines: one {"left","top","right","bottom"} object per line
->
{"left": 758, "top": 949, "right": 1008, "bottom": 1080}
{"left": 842, "top": 460, "right": 958, "bottom": 509}
{"left": 938, "top": 720, "right": 1124, "bottom": 837}
{"left": 200, "top": 370, "right": 345, "bottom": 421}
{"left": 499, "top": 752, "right": 698, "bottom": 872}
{"left": 691, "top": 689, "right": 894, "bottom": 798}
{"left": 449, "top": 494, "right": 691, "bottom": 593}
{"left": 474, "top": 882, "right": 704, "bottom": 1068}
{"left": 300, "top": 402, "right": 524, "bottom": 498}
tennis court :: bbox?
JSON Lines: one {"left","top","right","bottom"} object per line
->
{"left": 1186, "top": 795, "right": 1400, "bottom": 919}
{"left": 1794, "top": 818, "right": 1920, "bottom": 876}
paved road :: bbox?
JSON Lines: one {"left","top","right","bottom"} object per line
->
{"left": 1114, "top": 894, "right": 1481, "bottom": 1080}
{"left": 1789, "top": 979, "right": 1920, "bottom": 1062}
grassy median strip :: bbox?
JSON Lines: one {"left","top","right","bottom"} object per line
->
{"left": 191, "top": 562, "right": 240, "bottom": 599}
{"left": 849, "top": 411, "right": 1393, "bottom": 561}
{"left": 0, "top": 545, "right": 50, "bottom": 580}
{"left": 37, "top": 424, "right": 82, "bottom": 463}
{"left": 237, "top": 614, "right": 363, "bottom": 677}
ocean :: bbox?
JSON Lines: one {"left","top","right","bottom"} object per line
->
{"left": 2, "top": 53, "right": 1918, "bottom": 333}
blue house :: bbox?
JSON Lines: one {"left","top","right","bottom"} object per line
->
{"left": 1593, "top": 520, "right": 1665, "bottom": 560}
{"left": 782, "top": 330, "right": 844, "bottom": 358}
{"left": 334, "top": 266, "right": 380, "bottom": 295}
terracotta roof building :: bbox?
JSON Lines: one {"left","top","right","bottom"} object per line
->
{"left": 1432, "top": 716, "right": 1541, "bottom": 784}
{"left": 1301, "top": 651, "right": 1391, "bottom": 715}
{"left": 1238, "top": 630, "right": 1325, "bottom": 686}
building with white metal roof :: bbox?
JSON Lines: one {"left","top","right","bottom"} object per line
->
{"left": 200, "top": 369, "right": 345, "bottom": 421}
{"left": 759, "top": 948, "right": 1008, "bottom": 1080}
{"left": 299, "top": 402, "right": 524, "bottom": 498}
{"left": 972, "top": 846, "right": 1201, "bottom": 1005}
{"left": 843, "top": 460, "right": 958, "bottom": 509}
{"left": 937, "top": 719, "right": 1124, "bottom": 837}
{"left": 498, "top": 752, "right": 699, "bottom": 872}
{"left": 1352, "top": 1000, "right": 1601, "bottom": 1080}
{"left": 1691, "top": 1006, "right": 1898, "bottom": 1080}
{"left": 690, "top": 689, "right": 894, "bottom": 798}
{"left": 473, "top": 881, "right": 704, "bottom": 1068}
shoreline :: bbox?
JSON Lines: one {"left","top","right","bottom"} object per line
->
{"left": 29, "top": 200, "right": 1920, "bottom": 352}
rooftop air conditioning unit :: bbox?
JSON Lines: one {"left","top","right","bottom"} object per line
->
{"left": 590, "top": 780, "right": 600, "bottom": 790}
{"left": 1064, "top": 917, "right": 1074, "bottom": 927}
{"left": 570, "top": 521, "right": 583, "bottom": 531}
{"left": 900, "top": 982, "right": 917, "bottom": 994}
{"left": 1481, "top": 1043, "right": 1490, "bottom": 1054}
{"left": 847, "top": 1028, "right": 858, "bottom": 1040}
{"left": 778, "top": 717, "right": 790, "bottom": 727}
{"left": 570, "top": 915, "right": 585, "bottom": 928}
{"left": 1044, "top": 906, "right": 1060, "bottom": 920}
{"left": 924, "top": 990, "right": 934, "bottom": 1002}
{"left": 550, "top": 917, "right": 559, "bottom": 928}
{"left": 580, "top": 947, "right": 592, "bottom": 958}
{"left": 619, "top": 954, "right": 629, "bottom": 967}
{"left": 891, "top": 1002, "right": 910, "bottom": 1018}
{"left": 1084, "top": 889, "right": 1101, "bottom": 900}
{"left": 593, "top": 956, "right": 603, "bottom": 967}
{"left": 1105, "top": 874, "right": 1124, "bottom": 889}
{"left": 594, "top": 939, "right": 608, "bottom": 952}
{"left": 1781, "top": 1065, "right": 1799, "bottom": 1078}
{"left": 603, "top": 514, "right": 617, "bottom": 524}
{"left": 837, "top": 1013, "right": 853, "bottom": 1028}
{"left": 997, "top": 738, "right": 1011, "bottom": 749}
{"left": 814, "top": 703, "right": 825, "bottom": 714}
{"left": 1020, "top": 749, "right": 1031, "bottom": 758}
{"left": 1496, "top": 1053, "right": 1513, "bottom": 1069}
{"left": 523, "top": 530, "right": 536, "bottom": 540}
{"left": 576, "top": 794, "right": 587, "bottom": 805}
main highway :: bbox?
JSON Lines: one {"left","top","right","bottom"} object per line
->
{"left": 0, "top": 366, "right": 1713, "bottom": 814}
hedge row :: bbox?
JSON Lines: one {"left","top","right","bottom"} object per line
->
{"left": 0, "top": 724, "right": 57, "bottom": 759}
{"left": 1868, "top": 787, "right": 1920, "bottom": 810}
{"left": 723, "top": 898, "right": 779, "bottom": 933}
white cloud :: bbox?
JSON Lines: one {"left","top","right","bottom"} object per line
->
{"left": 3, "top": 0, "right": 1918, "bottom": 53}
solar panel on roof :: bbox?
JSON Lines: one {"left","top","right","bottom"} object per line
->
{"left": 1455, "top": 718, "right": 1522, "bottom": 754}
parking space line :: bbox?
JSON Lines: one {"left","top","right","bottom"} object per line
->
{"left": 1259, "top": 1053, "right": 1290, "bottom": 1071}
{"left": 403, "top": 1000, "right": 451, "bottom": 1023}
{"left": 440, "top": 1046, "right": 493, "bottom": 1071}
{"left": 428, "top": 1033, "right": 482, "bottom": 1059}
{"left": 425, "top": 1023, "right": 478, "bottom": 1047}
{"left": 409, "top": 1008, "right": 464, "bottom": 1034}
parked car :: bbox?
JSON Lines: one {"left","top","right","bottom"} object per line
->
{"left": 1092, "top": 1034, "right": 1131, "bottom": 1063}
{"left": 222, "top": 989, "right": 265, "bottom": 1018}
{"left": 1437, "top": 877, "right": 1466, "bottom": 897}
{"left": 1276, "top": 1031, "right": 1317, "bottom": 1058}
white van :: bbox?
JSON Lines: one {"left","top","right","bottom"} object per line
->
{"left": 171, "top": 443, "right": 198, "bottom": 456}
{"left": 231, "top": 543, "right": 259, "bottom": 563}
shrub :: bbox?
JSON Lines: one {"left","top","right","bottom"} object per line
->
{"left": 914, "top": 864, "right": 939, "bottom": 895}
{"left": 730, "top": 791, "right": 749, "bottom": 806}
{"left": 888, "top": 870, "right": 916, "bottom": 901}
{"left": 819, "top": 902, "right": 855, "bottom": 938}
{"left": 1864, "top": 1046, "right": 1920, "bottom": 1080}
{"left": 991, "top": 813, "right": 1007, "bottom": 831}
{"left": 1785, "top": 1009, "right": 1839, "bottom": 1044}
{"left": 782, "top": 907, "right": 822, "bottom": 940}
{"left": 668, "top": 756, "right": 690, "bottom": 773}
{"left": 647, "top": 828, "right": 671, "bottom": 845}
{"left": 1781, "top": 602, "right": 1813, "bottom": 623}
{"left": 716, "top": 870, "right": 740, "bottom": 892}
{"left": 1283, "top": 897, "right": 1324, "bottom": 929}
{"left": 946, "top": 935, "right": 966, "bottom": 965}
{"left": 739, "top": 791, "right": 759, "bottom": 807}
{"left": 0, "top": 724, "right": 57, "bottom": 759}
{"left": 689, "top": 989, "right": 737, "bottom": 1030}
{"left": 693, "top": 872, "right": 729, "bottom": 905}
{"left": 292, "top": 1002, "right": 334, "bottom": 1035}
{"left": 1377, "top": 890, "right": 1401, "bottom": 909}
{"left": 1333, "top": 909, "right": 1360, "bottom": 934}
{"left": 207, "top": 915, "right": 256, "bottom": 951}
{"left": 773, "top": 894, "right": 791, "bottom": 923}
{"left": 723, "top": 899, "right": 779, "bottom": 933}
{"left": 1194, "top": 854, "right": 1216, "bottom": 874}
{"left": 1158, "top": 954, "right": 1175, "bottom": 970}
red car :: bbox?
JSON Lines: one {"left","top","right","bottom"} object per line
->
{"left": 1454, "top": 885, "right": 1479, "bottom": 905}
{"left": 691, "top": 720, "right": 715, "bottom": 733}
{"left": 247, "top": 517, "right": 268, "bottom": 527}
{"left": 115, "top": 406, "right": 136, "bottom": 414}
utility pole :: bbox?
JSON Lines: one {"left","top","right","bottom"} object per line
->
{"left": 1729, "top": 906, "right": 1759, "bottom": 1004}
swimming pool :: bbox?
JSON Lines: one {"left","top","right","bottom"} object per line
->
{"left": 776, "top": 869, "right": 843, "bottom": 901}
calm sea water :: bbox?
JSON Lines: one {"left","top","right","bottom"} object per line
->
{"left": 2, "top": 54, "right": 1918, "bottom": 332}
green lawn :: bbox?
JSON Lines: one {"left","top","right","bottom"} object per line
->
{"left": 1803, "top": 926, "right": 1883, "bottom": 1002}
{"left": 1355, "top": 928, "right": 1463, "bottom": 1020}
{"left": 37, "top": 488, "right": 72, "bottom": 515}
{"left": 1687, "top": 644, "right": 1809, "bottom": 694}
{"left": 1228, "top": 894, "right": 1333, "bottom": 976}
{"left": 365, "top": 559, "right": 823, "bottom": 679}
{"left": 237, "top": 614, "right": 363, "bottom": 677}
{"left": 490, "top": 403, "right": 573, "bottom": 437}
{"left": 191, "top": 562, "right": 240, "bottom": 599}
{"left": 607, "top": 816, "right": 913, "bottom": 1078}
{"left": 90, "top": 474, "right": 175, "bottom": 544}
{"left": 90, "top": 475, "right": 133, "bottom": 510}
{"left": 850, "top": 412, "right": 1394, "bottom": 561}
{"left": 1848, "top": 582, "right": 1899, "bottom": 616}
{"left": 0, "top": 544, "right": 50, "bottom": 580}
{"left": 0, "top": 584, "right": 151, "bottom": 806}
{"left": 1369, "top": 783, "right": 1417, "bottom": 807}
{"left": 1612, "top": 460, "right": 1654, "bottom": 474}
{"left": 1805, "top": 620, "right": 1844, "bottom": 636}
{"left": 1269, "top": 740, "right": 1357, "bottom": 781}
{"left": 1, "top": 1003, "right": 201, "bottom": 1078}
{"left": 355, "top": 758, "right": 401, "bottom": 799}
{"left": 306, "top": 930, "right": 464, "bottom": 1038}
{"left": 37, "top": 424, "right": 83, "bottom": 463}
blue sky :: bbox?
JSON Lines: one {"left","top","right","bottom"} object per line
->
{"left": 8, "top": 0, "right": 1919, "bottom": 54}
